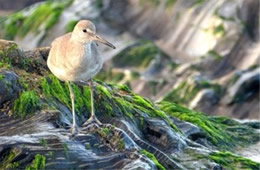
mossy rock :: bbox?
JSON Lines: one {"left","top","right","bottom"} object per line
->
{"left": 208, "top": 151, "right": 260, "bottom": 170}
{"left": 0, "top": 40, "right": 259, "bottom": 169}
{"left": 159, "top": 102, "right": 259, "bottom": 150}
{"left": 0, "top": 0, "right": 73, "bottom": 40}
{"left": 112, "top": 40, "right": 167, "bottom": 70}
{"left": 162, "top": 75, "right": 222, "bottom": 106}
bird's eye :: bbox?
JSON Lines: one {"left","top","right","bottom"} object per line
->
{"left": 83, "top": 29, "right": 87, "bottom": 33}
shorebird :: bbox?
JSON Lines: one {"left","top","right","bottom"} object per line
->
{"left": 47, "top": 20, "right": 116, "bottom": 134}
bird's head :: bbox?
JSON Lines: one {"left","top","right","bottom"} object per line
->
{"left": 72, "top": 20, "right": 116, "bottom": 49}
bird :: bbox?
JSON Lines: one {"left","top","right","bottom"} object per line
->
{"left": 47, "top": 20, "right": 116, "bottom": 134}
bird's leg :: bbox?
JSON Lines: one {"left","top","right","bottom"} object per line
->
{"left": 83, "top": 79, "right": 101, "bottom": 126}
{"left": 67, "top": 81, "right": 78, "bottom": 135}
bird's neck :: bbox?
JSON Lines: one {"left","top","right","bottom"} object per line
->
{"left": 71, "top": 33, "right": 91, "bottom": 44}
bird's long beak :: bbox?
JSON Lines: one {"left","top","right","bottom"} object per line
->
{"left": 94, "top": 34, "right": 116, "bottom": 49}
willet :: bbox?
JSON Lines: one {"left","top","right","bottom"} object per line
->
{"left": 47, "top": 20, "right": 116, "bottom": 134}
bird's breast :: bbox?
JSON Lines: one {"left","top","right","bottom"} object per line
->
{"left": 69, "top": 42, "right": 103, "bottom": 81}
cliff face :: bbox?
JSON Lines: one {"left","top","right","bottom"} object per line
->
{"left": 0, "top": 0, "right": 259, "bottom": 117}
{"left": 0, "top": 39, "right": 259, "bottom": 169}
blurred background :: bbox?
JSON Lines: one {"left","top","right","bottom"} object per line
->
{"left": 0, "top": 0, "right": 259, "bottom": 120}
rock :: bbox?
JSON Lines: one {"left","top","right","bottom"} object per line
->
{"left": 162, "top": 73, "right": 221, "bottom": 108}
{"left": 1, "top": 0, "right": 259, "bottom": 121}
{"left": 226, "top": 67, "right": 260, "bottom": 103}
{"left": 0, "top": 71, "right": 21, "bottom": 106}
{"left": 142, "top": 118, "right": 186, "bottom": 153}
{"left": 0, "top": 41, "right": 259, "bottom": 169}
{"left": 171, "top": 117, "right": 203, "bottom": 140}
{"left": 189, "top": 89, "right": 219, "bottom": 112}
{"left": 0, "top": 40, "right": 22, "bottom": 57}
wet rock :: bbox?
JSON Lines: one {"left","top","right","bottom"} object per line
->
{"left": 162, "top": 73, "right": 221, "bottom": 108}
{"left": 226, "top": 67, "right": 260, "bottom": 103}
{"left": 142, "top": 118, "right": 186, "bottom": 153}
{"left": 0, "top": 41, "right": 259, "bottom": 169}
{"left": 171, "top": 117, "right": 203, "bottom": 139}
{"left": 0, "top": 71, "right": 21, "bottom": 106}
{"left": 189, "top": 89, "right": 219, "bottom": 112}
{"left": 0, "top": 40, "right": 22, "bottom": 58}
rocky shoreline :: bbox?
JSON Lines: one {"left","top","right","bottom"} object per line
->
{"left": 0, "top": 39, "right": 259, "bottom": 169}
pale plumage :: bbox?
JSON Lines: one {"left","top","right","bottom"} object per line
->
{"left": 48, "top": 33, "right": 103, "bottom": 82}
{"left": 47, "top": 20, "right": 115, "bottom": 135}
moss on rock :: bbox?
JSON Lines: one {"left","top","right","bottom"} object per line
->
{"left": 140, "top": 149, "right": 166, "bottom": 170}
{"left": 0, "top": 148, "right": 21, "bottom": 169}
{"left": 1, "top": 0, "right": 73, "bottom": 39}
{"left": 1, "top": 12, "right": 25, "bottom": 40}
{"left": 13, "top": 91, "right": 40, "bottom": 119}
{"left": 163, "top": 78, "right": 221, "bottom": 106}
{"left": 112, "top": 40, "right": 162, "bottom": 69}
{"left": 209, "top": 151, "right": 260, "bottom": 170}
{"left": 96, "top": 68, "right": 125, "bottom": 84}
{"left": 0, "top": 41, "right": 259, "bottom": 170}
{"left": 159, "top": 101, "right": 259, "bottom": 149}
{"left": 40, "top": 75, "right": 91, "bottom": 114}
{"left": 25, "top": 154, "right": 46, "bottom": 170}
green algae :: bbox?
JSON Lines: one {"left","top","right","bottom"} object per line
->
{"left": 40, "top": 75, "right": 70, "bottom": 107}
{"left": 25, "top": 154, "right": 46, "bottom": 170}
{"left": 209, "top": 151, "right": 260, "bottom": 170}
{"left": 85, "top": 143, "right": 91, "bottom": 150}
{"left": 162, "top": 81, "right": 198, "bottom": 105}
{"left": 0, "top": 148, "right": 20, "bottom": 169}
{"left": 65, "top": 20, "right": 78, "bottom": 33}
{"left": 94, "top": 81, "right": 180, "bottom": 132}
{"left": 63, "top": 143, "right": 69, "bottom": 158}
{"left": 99, "top": 127, "right": 110, "bottom": 137}
{"left": 115, "top": 84, "right": 132, "bottom": 93}
{"left": 117, "top": 138, "right": 125, "bottom": 150}
{"left": 1, "top": 0, "right": 72, "bottom": 39}
{"left": 0, "top": 74, "right": 3, "bottom": 81}
{"left": 208, "top": 50, "right": 223, "bottom": 60}
{"left": 13, "top": 91, "right": 40, "bottom": 119}
{"left": 0, "top": 43, "right": 19, "bottom": 65}
{"left": 163, "top": 79, "right": 222, "bottom": 105}
{"left": 96, "top": 69, "right": 125, "bottom": 84}
{"left": 20, "top": 0, "right": 72, "bottom": 37}
{"left": 112, "top": 40, "right": 160, "bottom": 69}
{"left": 96, "top": 84, "right": 112, "bottom": 98}
{"left": 140, "top": 149, "right": 166, "bottom": 170}
{"left": 40, "top": 139, "right": 48, "bottom": 149}
{"left": 18, "top": 77, "right": 29, "bottom": 90}
{"left": 159, "top": 101, "right": 259, "bottom": 149}
{"left": 0, "top": 62, "right": 11, "bottom": 69}
{"left": 40, "top": 75, "right": 91, "bottom": 114}
{"left": 113, "top": 97, "right": 134, "bottom": 119}
{"left": 159, "top": 101, "right": 232, "bottom": 147}
{"left": 122, "top": 93, "right": 180, "bottom": 132}
{"left": 0, "top": 42, "right": 40, "bottom": 72}
{"left": 1, "top": 12, "right": 26, "bottom": 40}
{"left": 213, "top": 24, "right": 226, "bottom": 37}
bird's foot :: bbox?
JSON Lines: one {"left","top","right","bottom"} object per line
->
{"left": 82, "top": 116, "right": 102, "bottom": 127}
{"left": 70, "top": 125, "right": 78, "bottom": 137}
